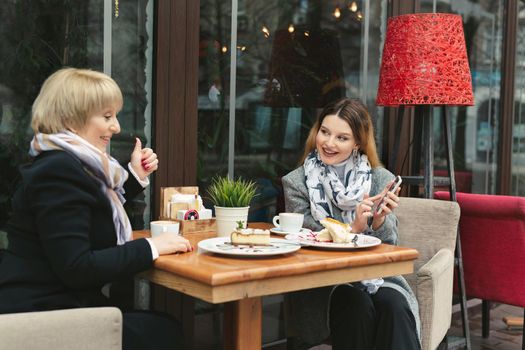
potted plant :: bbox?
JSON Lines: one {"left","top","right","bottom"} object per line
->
{"left": 206, "top": 176, "right": 258, "bottom": 237}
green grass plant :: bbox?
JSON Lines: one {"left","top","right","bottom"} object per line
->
{"left": 207, "top": 176, "right": 258, "bottom": 207}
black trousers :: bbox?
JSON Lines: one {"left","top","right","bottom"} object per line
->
{"left": 123, "top": 310, "right": 184, "bottom": 350}
{"left": 329, "top": 285, "right": 420, "bottom": 350}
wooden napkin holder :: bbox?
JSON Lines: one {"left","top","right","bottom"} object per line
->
{"left": 159, "top": 186, "right": 216, "bottom": 238}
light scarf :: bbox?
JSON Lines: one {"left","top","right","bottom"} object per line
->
{"left": 305, "top": 151, "right": 382, "bottom": 295}
{"left": 304, "top": 150, "right": 372, "bottom": 224}
{"left": 29, "top": 131, "right": 131, "bottom": 245}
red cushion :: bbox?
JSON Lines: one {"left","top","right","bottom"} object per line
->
{"left": 434, "top": 191, "right": 525, "bottom": 307}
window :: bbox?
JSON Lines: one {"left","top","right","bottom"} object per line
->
{"left": 0, "top": 0, "right": 155, "bottom": 230}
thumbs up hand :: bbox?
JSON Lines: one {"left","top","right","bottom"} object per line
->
{"left": 130, "top": 137, "right": 158, "bottom": 180}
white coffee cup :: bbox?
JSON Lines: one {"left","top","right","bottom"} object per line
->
{"left": 150, "top": 220, "right": 180, "bottom": 237}
{"left": 272, "top": 213, "right": 304, "bottom": 233}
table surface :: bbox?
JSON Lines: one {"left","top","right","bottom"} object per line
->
{"left": 135, "top": 224, "right": 419, "bottom": 304}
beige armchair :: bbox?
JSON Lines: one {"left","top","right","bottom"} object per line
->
{"left": 396, "top": 197, "right": 460, "bottom": 350}
{"left": 0, "top": 307, "right": 122, "bottom": 350}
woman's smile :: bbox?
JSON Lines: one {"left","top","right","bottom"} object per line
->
{"left": 76, "top": 106, "right": 121, "bottom": 153}
{"left": 315, "top": 114, "right": 357, "bottom": 165}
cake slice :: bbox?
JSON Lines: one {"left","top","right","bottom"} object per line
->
{"left": 314, "top": 229, "right": 332, "bottom": 242}
{"left": 230, "top": 228, "right": 271, "bottom": 246}
{"left": 320, "top": 218, "right": 355, "bottom": 243}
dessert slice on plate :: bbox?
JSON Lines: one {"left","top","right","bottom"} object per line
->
{"left": 230, "top": 228, "right": 271, "bottom": 246}
{"left": 319, "top": 218, "right": 356, "bottom": 243}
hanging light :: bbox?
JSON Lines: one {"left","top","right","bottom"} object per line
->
{"left": 348, "top": 1, "right": 358, "bottom": 12}
{"left": 221, "top": 46, "right": 228, "bottom": 53}
{"left": 356, "top": 11, "right": 363, "bottom": 20}
{"left": 333, "top": 6, "right": 341, "bottom": 19}
{"left": 304, "top": 30, "right": 310, "bottom": 37}
{"left": 288, "top": 24, "right": 295, "bottom": 33}
{"left": 262, "top": 26, "right": 270, "bottom": 38}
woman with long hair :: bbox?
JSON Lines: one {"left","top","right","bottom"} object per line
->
{"left": 282, "top": 97, "right": 420, "bottom": 349}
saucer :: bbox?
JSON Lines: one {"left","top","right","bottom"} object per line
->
{"left": 270, "top": 227, "right": 311, "bottom": 236}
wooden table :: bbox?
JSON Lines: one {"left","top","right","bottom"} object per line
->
{"left": 134, "top": 224, "right": 418, "bottom": 349}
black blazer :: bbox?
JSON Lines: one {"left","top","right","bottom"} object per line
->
{"left": 0, "top": 151, "right": 153, "bottom": 313}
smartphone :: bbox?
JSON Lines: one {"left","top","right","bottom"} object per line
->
{"left": 375, "top": 175, "right": 402, "bottom": 214}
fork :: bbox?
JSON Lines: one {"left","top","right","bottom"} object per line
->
{"left": 351, "top": 234, "right": 359, "bottom": 247}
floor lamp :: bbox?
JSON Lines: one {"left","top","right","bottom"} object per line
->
{"left": 376, "top": 13, "right": 474, "bottom": 349}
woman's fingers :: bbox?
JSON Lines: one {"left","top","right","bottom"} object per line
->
{"left": 358, "top": 198, "right": 376, "bottom": 218}
{"left": 376, "top": 190, "right": 400, "bottom": 216}
{"left": 141, "top": 148, "right": 155, "bottom": 161}
{"left": 153, "top": 234, "right": 194, "bottom": 255}
{"left": 356, "top": 187, "right": 401, "bottom": 229}
{"left": 173, "top": 236, "right": 193, "bottom": 253}
{"left": 142, "top": 158, "right": 158, "bottom": 172}
{"left": 141, "top": 148, "right": 158, "bottom": 171}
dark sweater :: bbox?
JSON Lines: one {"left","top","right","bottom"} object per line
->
{"left": 0, "top": 150, "right": 152, "bottom": 313}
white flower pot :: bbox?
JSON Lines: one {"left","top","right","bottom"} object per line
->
{"left": 214, "top": 206, "right": 250, "bottom": 237}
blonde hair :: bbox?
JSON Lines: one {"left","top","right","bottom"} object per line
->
{"left": 300, "top": 98, "right": 381, "bottom": 168}
{"left": 31, "top": 68, "right": 123, "bottom": 134}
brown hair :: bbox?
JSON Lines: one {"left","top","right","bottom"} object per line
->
{"left": 31, "top": 68, "right": 123, "bottom": 134}
{"left": 299, "top": 98, "right": 381, "bottom": 168}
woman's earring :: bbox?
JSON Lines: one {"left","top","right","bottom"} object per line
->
{"left": 352, "top": 148, "right": 359, "bottom": 163}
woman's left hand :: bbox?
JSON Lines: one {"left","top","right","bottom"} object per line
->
{"left": 130, "top": 138, "right": 158, "bottom": 180}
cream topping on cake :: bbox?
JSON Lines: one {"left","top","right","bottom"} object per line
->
{"left": 235, "top": 228, "right": 270, "bottom": 235}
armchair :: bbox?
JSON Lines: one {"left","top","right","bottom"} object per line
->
{"left": 285, "top": 197, "right": 459, "bottom": 350}
{"left": 395, "top": 197, "right": 460, "bottom": 350}
{"left": 0, "top": 307, "right": 122, "bottom": 350}
{"left": 434, "top": 191, "right": 525, "bottom": 348}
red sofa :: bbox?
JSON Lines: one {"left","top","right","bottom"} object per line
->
{"left": 434, "top": 191, "right": 525, "bottom": 346}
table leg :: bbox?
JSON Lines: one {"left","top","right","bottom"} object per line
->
{"left": 223, "top": 297, "right": 262, "bottom": 350}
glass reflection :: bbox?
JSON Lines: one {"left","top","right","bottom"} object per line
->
{"left": 512, "top": 0, "right": 525, "bottom": 196}
{"left": 198, "top": 0, "right": 386, "bottom": 222}
{"left": 421, "top": 0, "right": 504, "bottom": 194}
{"left": 0, "top": 0, "right": 154, "bottom": 230}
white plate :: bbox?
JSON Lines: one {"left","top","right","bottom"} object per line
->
{"left": 285, "top": 232, "right": 381, "bottom": 250}
{"left": 269, "top": 227, "right": 312, "bottom": 236}
{"left": 198, "top": 237, "right": 301, "bottom": 257}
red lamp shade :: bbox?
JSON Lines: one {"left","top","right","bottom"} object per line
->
{"left": 376, "top": 13, "right": 474, "bottom": 106}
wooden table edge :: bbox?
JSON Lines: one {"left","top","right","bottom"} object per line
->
{"left": 139, "top": 259, "right": 414, "bottom": 304}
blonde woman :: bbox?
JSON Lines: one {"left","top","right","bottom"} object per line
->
{"left": 283, "top": 98, "right": 420, "bottom": 349}
{"left": 0, "top": 68, "right": 190, "bottom": 349}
